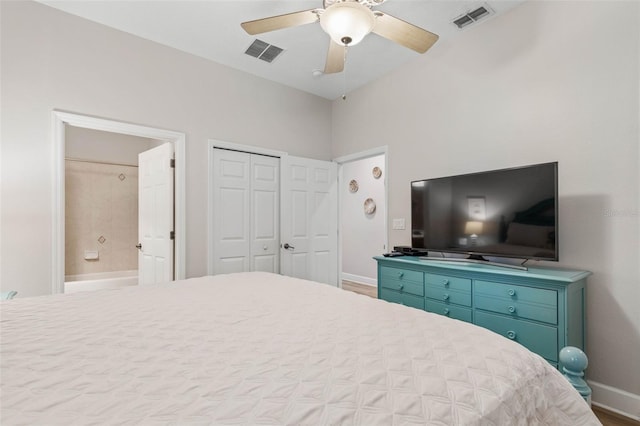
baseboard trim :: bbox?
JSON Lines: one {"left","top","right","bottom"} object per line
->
{"left": 341, "top": 273, "right": 376, "bottom": 287}
{"left": 589, "top": 380, "right": 640, "bottom": 421}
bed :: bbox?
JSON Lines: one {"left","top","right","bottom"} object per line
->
{"left": 1, "top": 272, "right": 599, "bottom": 425}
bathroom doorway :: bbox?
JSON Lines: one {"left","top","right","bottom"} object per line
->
{"left": 63, "top": 126, "right": 169, "bottom": 293}
{"left": 51, "top": 111, "right": 186, "bottom": 294}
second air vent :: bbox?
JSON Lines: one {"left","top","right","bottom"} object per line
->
{"left": 245, "top": 39, "right": 284, "bottom": 63}
{"left": 452, "top": 5, "right": 493, "bottom": 29}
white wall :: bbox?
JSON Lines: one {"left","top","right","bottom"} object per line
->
{"left": 341, "top": 154, "right": 386, "bottom": 285}
{"left": 332, "top": 0, "right": 639, "bottom": 414}
{"left": 0, "top": 1, "right": 332, "bottom": 297}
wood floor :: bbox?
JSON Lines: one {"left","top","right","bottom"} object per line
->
{"left": 593, "top": 406, "right": 640, "bottom": 426}
{"left": 340, "top": 280, "right": 639, "bottom": 426}
{"left": 341, "top": 280, "right": 377, "bottom": 298}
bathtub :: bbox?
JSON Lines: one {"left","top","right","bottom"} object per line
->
{"left": 64, "top": 270, "right": 138, "bottom": 293}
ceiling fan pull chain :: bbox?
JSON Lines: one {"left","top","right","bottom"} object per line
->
{"left": 342, "top": 46, "right": 348, "bottom": 100}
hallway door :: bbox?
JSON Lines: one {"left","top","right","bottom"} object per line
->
{"left": 280, "top": 155, "right": 338, "bottom": 286}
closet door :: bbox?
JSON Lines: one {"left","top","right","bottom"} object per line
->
{"left": 212, "top": 149, "right": 251, "bottom": 274}
{"left": 250, "top": 155, "right": 279, "bottom": 273}
{"left": 211, "top": 148, "right": 280, "bottom": 275}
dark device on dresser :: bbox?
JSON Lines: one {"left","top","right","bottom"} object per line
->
{"left": 382, "top": 252, "right": 405, "bottom": 257}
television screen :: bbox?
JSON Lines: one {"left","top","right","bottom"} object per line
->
{"left": 411, "top": 162, "right": 558, "bottom": 261}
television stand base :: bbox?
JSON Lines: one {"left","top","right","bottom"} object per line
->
{"left": 419, "top": 255, "right": 529, "bottom": 271}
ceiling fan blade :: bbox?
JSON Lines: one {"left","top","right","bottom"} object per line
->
{"left": 241, "top": 9, "right": 319, "bottom": 35}
{"left": 324, "top": 40, "right": 345, "bottom": 74}
{"left": 372, "top": 12, "right": 439, "bottom": 53}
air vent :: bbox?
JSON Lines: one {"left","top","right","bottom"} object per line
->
{"left": 259, "top": 45, "right": 284, "bottom": 63}
{"left": 244, "top": 39, "right": 284, "bottom": 63}
{"left": 453, "top": 15, "right": 474, "bottom": 29}
{"left": 245, "top": 39, "right": 269, "bottom": 58}
{"left": 452, "top": 5, "right": 493, "bottom": 29}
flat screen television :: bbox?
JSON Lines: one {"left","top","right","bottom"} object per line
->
{"left": 411, "top": 162, "right": 558, "bottom": 264}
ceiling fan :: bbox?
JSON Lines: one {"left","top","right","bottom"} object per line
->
{"left": 241, "top": 0, "right": 439, "bottom": 74}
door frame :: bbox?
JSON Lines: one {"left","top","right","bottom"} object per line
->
{"left": 52, "top": 111, "right": 186, "bottom": 294}
{"left": 206, "top": 139, "right": 286, "bottom": 275}
{"left": 334, "top": 146, "right": 389, "bottom": 288}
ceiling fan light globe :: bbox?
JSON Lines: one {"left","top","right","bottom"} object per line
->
{"left": 320, "top": 2, "right": 375, "bottom": 46}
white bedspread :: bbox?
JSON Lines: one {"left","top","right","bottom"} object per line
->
{"left": 1, "top": 272, "right": 599, "bottom": 425}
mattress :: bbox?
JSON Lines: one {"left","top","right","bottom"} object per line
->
{"left": 0, "top": 272, "right": 599, "bottom": 425}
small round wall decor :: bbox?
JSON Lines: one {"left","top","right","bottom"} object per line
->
{"left": 349, "top": 179, "right": 359, "bottom": 193}
{"left": 372, "top": 167, "right": 382, "bottom": 179}
{"left": 364, "top": 198, "right": 376, "bottom": 215}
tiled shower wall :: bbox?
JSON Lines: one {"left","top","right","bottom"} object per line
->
{"left": 65, "top": 160, "right": 138, "bottom": 275}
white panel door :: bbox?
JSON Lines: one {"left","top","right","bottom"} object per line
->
{"left": 250, "top": 155, "right": 280, "bottom": 273}
{"left": 212, "top": 149, "right": 251, "bottom": 274}
{"left": 281, "top": 155, "right": 338, "bottom": 286}
{"left": 211, "top": 149, "right": 280, "bottom": 274}
{"left": 138, "top": 143, "right": 174, "bottom": 285}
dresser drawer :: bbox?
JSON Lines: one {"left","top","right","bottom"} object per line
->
{"left": 380, "top": 288, "right": 425, "bottom": 310}
{"left": 425, "top": 273, "right": 471, "bottom": 293}
{"left": 475, "top": 311, "right": 558, "bottom": 361}
{"left": 425, "top": 300, "right": 472, "bottom": 323}
{"left": 425, "top": 274, "right": 471, "bottom": 306}
{"left": 379, "top": 266, "right": 424, "bottom": 296}
{"left": 474, "top": 280, "right": 558, "bottom": 324}
{"left": 425, "top": 287, "right": 472, "bottom": 307}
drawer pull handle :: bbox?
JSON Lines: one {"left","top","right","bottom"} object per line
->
{"left": 506, "top": 331, "right": 517, "bottom": 340}
{"left": 444, "top": 308, "right": 450, "bottom": 316}
{"left": 399, "top": 284, "right": 404, "bottom": 290}
{"left": 508, "top": 289, "right": 516, "bottom": 296}
{"left": 442, "top": 279, "right": 449, "bottom": 287}
{"left": 398, "top": 272, "right": 404, "bottom": 279}
{"left": 443, "top": 294, "right": 450, "bottom": 301}
{"left": 508, "top": 306, "right": 516, "bottom": 314}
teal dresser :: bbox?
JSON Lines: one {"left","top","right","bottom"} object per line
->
{"left": 375, "top": 256, "right": 590, "bottom": 367}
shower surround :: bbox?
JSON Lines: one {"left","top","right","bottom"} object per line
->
{"left": 65, "top": 160, "right": 138, "bottom": 277}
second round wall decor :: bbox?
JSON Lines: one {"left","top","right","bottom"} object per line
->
{"left": 364, "top": 198, "right": 376, "bottom": 215}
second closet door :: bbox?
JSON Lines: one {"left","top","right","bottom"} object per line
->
{"left": 211, "top": 148, "right": 279, "bottom": 274}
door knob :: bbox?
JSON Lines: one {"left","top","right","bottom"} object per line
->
{"left": 283, "top": 243, "right": 295, "bottom": 250}
{"left": 136, "top": 243, "right": 142, "bottom": 251}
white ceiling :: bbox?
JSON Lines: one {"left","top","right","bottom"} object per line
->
{"left": 38, "top": 0, "right": 525, "bottom": 100}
